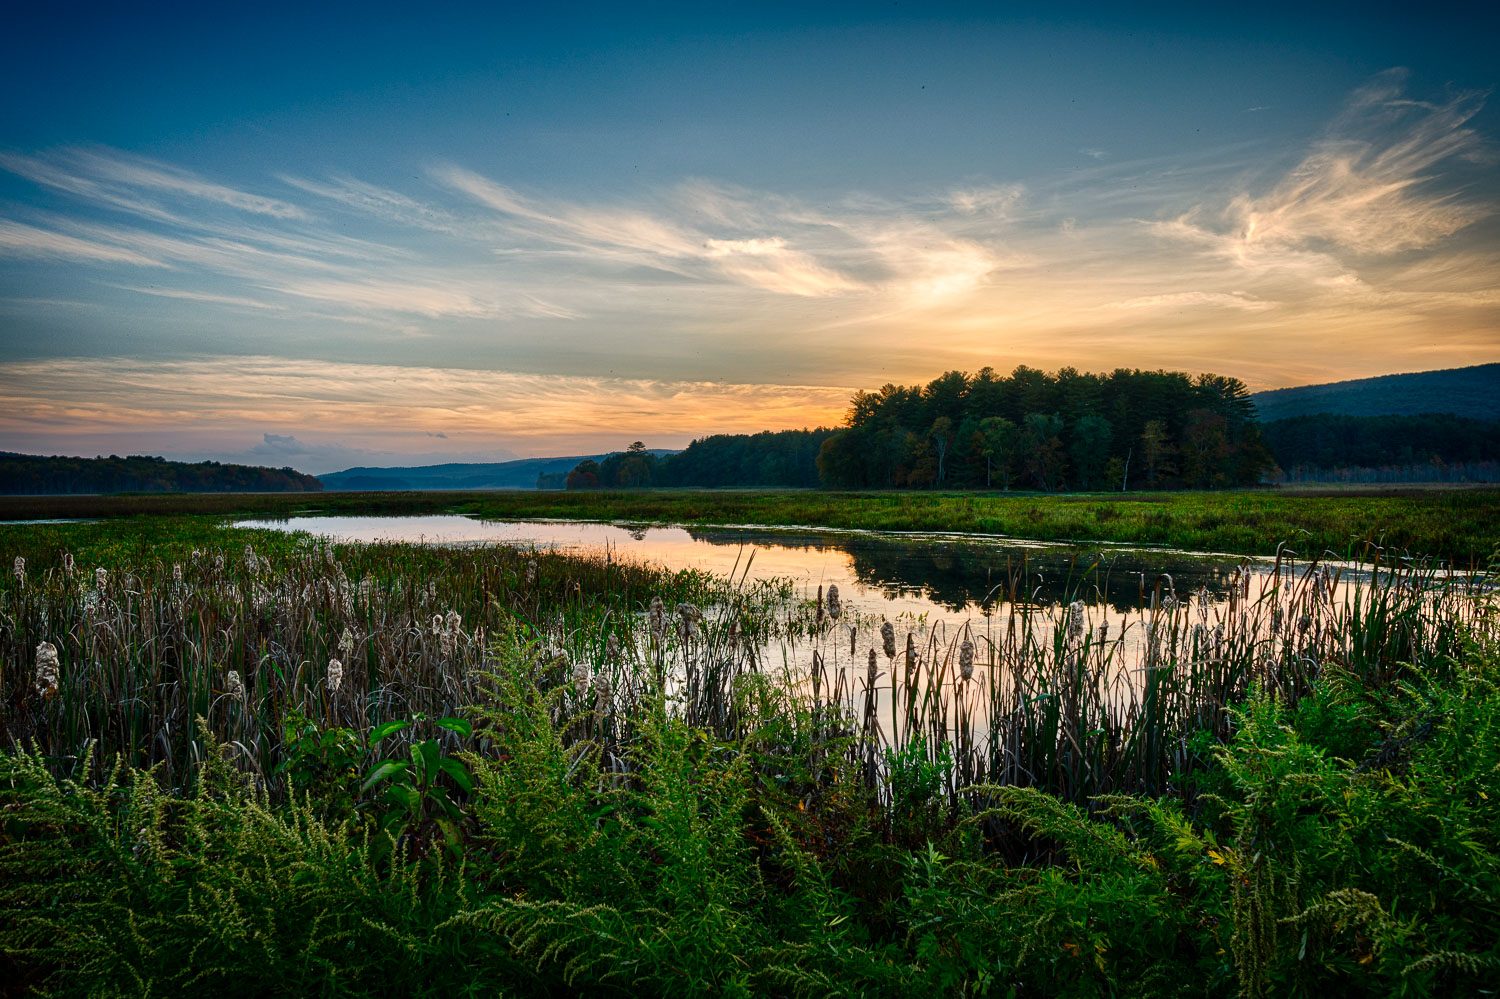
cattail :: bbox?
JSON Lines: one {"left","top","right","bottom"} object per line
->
{"left": 243, "top": 544, "right": 258, "bottom": 573}
{"left": 676, "top": 602, "right": 702, "bottom": 642}
{"left": 525, "top": 561, "right": 538, "bottom": 585}
{"left": 826, "top": 584, "right": 841, "bottom": 620}
{"left": 339, "top": 627, "right": 355, "bottom": 659}
{"left": 445, "top": 609, "right": 462, "bottom": 633}
{"left": 604, "top": 632, "right": 621, "bottom": 665}
{"left": 959, "top": 639, "right": 975, "bottom": 681}
{"left": 1066, "top": 600, "right": 1085, "bottom": 647}
{"left": 12, "top": 556, "right": 24, "bottom": 584}
{"left": 849, "top": 625, "right": 857, "bottom": 657}
{"left": 431, "top": 613, "right": 444, "bottom": 636}
{"left": 172, "top": 563, "right": 183, "bottom": 585}
{"left": 62, "top": 552, "right": 74, "bottom": 574}
{"left": 226, "top": 669, "right": 245, "bottom": 700}
{"left": 327, "top": 658, "right": 344, "bottom": 693}
{"left": 1098, "top": 619, "right": 1110, "bottom": 643}
{"left": 573, "top": 658, "right": 591, "bottom": 694}
{"left": 648, "top": 596, "right": 667, "bottom": 641}
{"left": 905, "top": 633, "right": 917, "bottom": 672}
{"left": 95, "top": 567, "right": 108, "bottom": 589}
{"left": 35, "top": 641, "right": 59, "bottom": 699}
{"left": 881, "top": 621, "right": 896, "bottom": 660}
{"left": 867, "top": 647, "right": 878, "bottom": 687}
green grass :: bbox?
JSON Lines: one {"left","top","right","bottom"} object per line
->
{"left": 5, "top": 484, "right": 1500, "bottom": 563}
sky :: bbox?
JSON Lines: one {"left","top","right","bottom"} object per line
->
{"left": 1, "top": 3, "right": 1497, "bottom": 474}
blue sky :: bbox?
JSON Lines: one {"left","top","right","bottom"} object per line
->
{"left": 2, "top": 3, "right": 1497, "bottom": 471}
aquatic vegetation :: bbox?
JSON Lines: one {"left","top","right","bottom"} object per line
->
{"left": 0, "top": 514, "right": 1495, "bottom": 995}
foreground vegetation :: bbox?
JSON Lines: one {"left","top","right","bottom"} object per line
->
{"left": 4, "top": 485, "right": 1498, "bottom": 564}
{"left": 1, "top": 514, "right": 1496, "bottom": 995}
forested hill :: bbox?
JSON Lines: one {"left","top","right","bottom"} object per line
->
{"left": 1251, "top": 364, "right": 1500, "bottom": 422}
{"left": 0, "top": 453, "right": 323, "bottom": 495}
{"left": 319, "top": 451, "right": 678, "bottom": 491}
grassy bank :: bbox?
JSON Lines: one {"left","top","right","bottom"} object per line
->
{"left": 5, "top": 484, "right": 1500, "bottom": 563}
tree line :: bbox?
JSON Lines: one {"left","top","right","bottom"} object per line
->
{"left": 817, "top": 366, "right": 1272, "bottom": 490}
{"left": 1260, "top": 413, "right": 1500, "bottom": 476}
{"left": 0, "top": 453, "right": 324, "bottom": 495}
{"left": 558, "top": 368, "right": 1500, "bottom": 494}
{"left": 556, "top": 432, "right": 833, "bottom": 490}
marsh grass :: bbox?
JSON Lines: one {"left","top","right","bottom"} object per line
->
{"left": 1, "top": 515, "right": 1497, "bottom": 995}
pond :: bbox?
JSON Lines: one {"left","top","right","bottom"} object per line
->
{"left": 233, "top": 513, "right": 1481, "bottom": 757}
{"left": 236, "top": 513, "right": 1251, "bottom": 618}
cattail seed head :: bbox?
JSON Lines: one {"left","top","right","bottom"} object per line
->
{"left": 12, "top": 556, "right": 24, "bottom": 583}
{"left": 604, "top": 632, "right": 621, "bottom": 665}
{"left": 1066, "top": 600, "right": 1085, "bottom": 646}
{"left": 867, "top": 647, "right": 878, "bottom": 685}
{"left": 95, "top": 567, "right": 108, "bottom": 589}
{"left": 881, "top": 621, "right": 896, "bottom": 660}
{"left": 327, "top": 658, "right": 344, "bottom": 693}
{"left": 226, "top": 670, "right": 245, "bottom": 700}
{"left": 338, "top": 627, "right": 355, "bottom": 658}
{"left": 62, "top": 552, "right": 75, "bottom": 574}
{"left": 172, "top": 563, "right": 183, "bottom": 585}
{"left": 35, "top": 641, "right": 59, "bottom": 699}
{"left": 648, "top": 596, "right": 667, "bottom": 640}
{"left": 826, "top": 584, "right": 841, "bottom": 620}
{"left": 959, "top": 639, "right": 975, "bottom": 681}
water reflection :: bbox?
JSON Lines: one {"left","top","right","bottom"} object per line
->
{"left": 237, "top": 513, "right": 1249, "bottom": 622}
{"left": 679, "top": 526, "right": 1241, "bottom": 614}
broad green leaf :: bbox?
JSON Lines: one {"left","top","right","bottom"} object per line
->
{"left": 370, "top": 720, "right": 409, "bottom": 743}
{"left": 435, "top": 716, "right": 472, "bottom": 738}
{"left": 361, "top": 760, "right": 406, "bottom": 792}
{"left": 437, "top": 756, "right": 473, "bottom": 793}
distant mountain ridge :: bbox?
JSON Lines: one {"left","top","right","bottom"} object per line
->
{"left": 1251, "top": 363, "right": 1500, "bottom": 422}
{"left": 319, "top": 451, "right": 678, "bottom": 491}
{"left": 1, "top": 453, "right": 322, "bottom": 495}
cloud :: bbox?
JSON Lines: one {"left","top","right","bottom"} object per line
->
{"left": 1164, "top": 69, "right": 1490, "bottom": 262}
{"left": 1113, "top": 291, "right": 1275, "bottom": 312}
{"left": 108, "top": 284, "right": 282, "bottom": 310}
{"left": 0, "top": 148, "right": 305, "bottom": 223}
{"left": 74, "top": 150, "right": 307, "bottom": 219}
{"left": 0, "top": 219, "right": 165, "bottom": 266}
{"left": 703, "top": 238, "right": 862, "bottom": 296}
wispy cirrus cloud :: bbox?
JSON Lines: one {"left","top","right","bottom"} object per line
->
{"left": 1159, "top": 69, "right": 1491, "bottom": 263}
{"left": 0, "top": 219, "right": 165, "bottom": 266}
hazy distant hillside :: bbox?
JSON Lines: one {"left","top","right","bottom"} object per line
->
{"left": 0, "top": 453, "right": 323, "bottom": 495}
{"left": 320, "top": 452, "right": 677, "bottom": 491}
{"left": 1251, "top": 364, "right": 1500, "bottom": 422}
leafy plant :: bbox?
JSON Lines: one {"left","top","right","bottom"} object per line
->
{"left": 362, "top": 713, "right": 474, "bottom": 858}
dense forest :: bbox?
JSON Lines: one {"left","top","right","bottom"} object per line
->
{"left": 0, "top": 454, "right": 324, "bottom": 495}
{"left": 1251, "top": 362, "right": 1500, "bottom": 422}
{"left": 1261, "top": 413, "right": 1500, "bottom": 483}
{"left": 555, "top": 432, "right": 832, "bottom": 490}
{"left": 561, "top": 367, "right": 1274, "bottom": 492}
{"left": 817, "top": 366, "right": 1272, "bottom": 490}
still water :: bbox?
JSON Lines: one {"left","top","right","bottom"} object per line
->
{"left": 237, "top": 514, "right": 1257, "bottom": 628}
